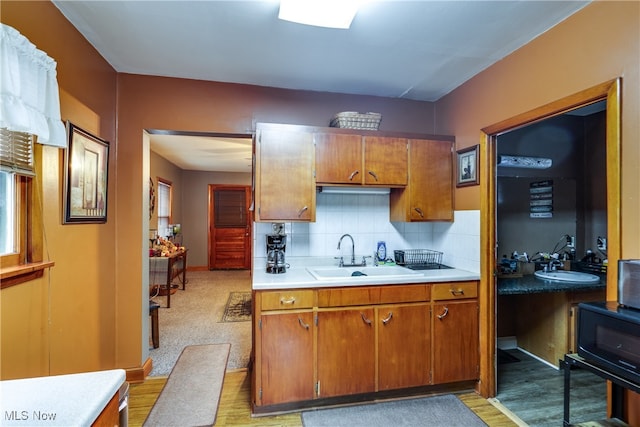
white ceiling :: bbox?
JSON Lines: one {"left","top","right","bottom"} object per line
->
{"left": 52, "top": 0, "right": 590, "bottom": 171}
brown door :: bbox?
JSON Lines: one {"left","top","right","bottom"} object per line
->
{"left": 317, "top": 308, "right": 375, "bottom": 398}
{"left": 208, "top": 185, "right": 251, "bottom": 269}
{"left": 378, "top": 303, "right": 431, "bottom": 390}
{"left": 260, "top": 311, "right": 314, "bottom": 405}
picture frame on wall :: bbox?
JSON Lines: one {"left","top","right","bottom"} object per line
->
{"left": 63, "top": 122, "right": 110, "bottom": 224}
{"left": 456, "top": 145, "right": 479, "bottom": 187}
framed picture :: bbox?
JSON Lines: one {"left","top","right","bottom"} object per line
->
{"left": 456, "top": 145, "right": 479, "bottom": 187}
{"left": 63, "top": 122, "right": 110, "bottom": 223}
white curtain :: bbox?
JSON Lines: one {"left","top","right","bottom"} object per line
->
{"left": 0, "top": 23, "right": 67, "bottom": 148}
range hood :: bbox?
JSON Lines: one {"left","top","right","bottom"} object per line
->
{"left": 319, "top": 186, "right": 391, "bottom": 195}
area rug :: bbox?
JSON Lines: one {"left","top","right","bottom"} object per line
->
{"left": 143, "top": 343, "right": 230, "bottom": 427}
{"left": 301, "top": 394, "right": 488, "bottom": 427}
{"left": 221, "top": 291, "right": 252, "bottom": 322}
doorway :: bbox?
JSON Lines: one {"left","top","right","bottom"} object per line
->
{"left": 208, "top": 185, "right": 252, "bottom": 269}
{"left": 477, "top": 79, "right": 621, "bottom": 398}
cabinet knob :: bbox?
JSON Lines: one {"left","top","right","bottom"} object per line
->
{"left": 450, "top": 289, "right": 465, "bottom": 296}
{"left": 360, "top": 312, "right": 372, "bottom": 325}
{"left": 381, "top": 311, "right": 393, "bottom": 325}
{"left": 280, "top": 296, "right": 296, "bottom": 305}
{"left": 437, "top": 307, "right": 449, "bottom": 320}
{"left": 348, "top": 170, "right": 360, "bottom": 181}
{"left": 297, "top": 206, "right": 308, "bottom": 218}
{"left": 368, "top": 171, "right": 379, "bottom": 181}
{"left": 413, "top": 207, "right": 424, "bottom": 218}
{"left": 298, "top": 316, "right": 310, "bottom": 330}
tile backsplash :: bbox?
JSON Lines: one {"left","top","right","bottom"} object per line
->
{"left": 253, "top": 192, "right": 480, "bottom": 273}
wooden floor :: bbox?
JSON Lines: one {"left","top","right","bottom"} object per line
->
{"left": 129, "top": 369, "right": 518, "bottom": 426}
{"left": 496, "top": 349, "right": 607, "bottom": 426}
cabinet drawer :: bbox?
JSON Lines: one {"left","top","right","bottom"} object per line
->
{"left": 260, "top": 290, "right": 314, "bottom": 310}
{"left": 317, "top": 285, "right": 429, "bottom": 307}
{"left": 431, "top": 281, "right": 477, "bottom": 301}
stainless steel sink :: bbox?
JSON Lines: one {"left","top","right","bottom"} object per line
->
{"left": 307, "top": 265, "right": 421, "bottom": 281}
{"left": 534, "top": 270, "right": 600, "bottom": 284}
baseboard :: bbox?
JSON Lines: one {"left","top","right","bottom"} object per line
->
{"left": 516, "top": 347, "right": 559, "bottom": 370}
{"left": 188, "top": 266, "right": 209, "bottom": 271}
{"left": 126, "top": 357, "right": 153, "bottom": 383}
{"left": 497, "top": 336, "right": 517, "bottom": 350}
{"left": 487, "top": 397, "right": 528, "bottom": 426}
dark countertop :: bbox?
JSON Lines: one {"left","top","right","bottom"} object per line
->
{"left": 498, "top": 272, "right": 606, "bottom": 295}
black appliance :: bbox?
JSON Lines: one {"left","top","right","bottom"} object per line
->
{"left": 266, "top": 234, "right": 287, "bottom": 274}
{"left": 577, "top": 301, "right": 640, "bottom": 384}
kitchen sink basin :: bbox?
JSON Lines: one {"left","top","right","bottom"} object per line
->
{"left": 307, "top": 265, "right": 421, "bottom": 281}
{"left": 534, "top": 270, "right": 600, "bottom": 284}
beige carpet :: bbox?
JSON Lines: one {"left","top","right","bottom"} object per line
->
{"left": 149, "top": 270, "right": 251, "bottom": 376}
{"left": 143, "top": 343, "right": 230, "bottom": 427}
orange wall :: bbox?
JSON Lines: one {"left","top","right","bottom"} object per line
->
{"left": 436, "top": 1, "right": 639, "bottom": 260}
{"left": 1, "top": 1, "right": 118, "bottom": 378}
{"left": 115, "top": 75, "right": 438, "bottom": 368}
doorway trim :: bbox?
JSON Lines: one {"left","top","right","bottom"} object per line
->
{"left": 477, "top": 78, "right": 621, "bottom": 397}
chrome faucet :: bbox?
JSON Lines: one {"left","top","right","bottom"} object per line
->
{"left": 337, "top": 234, "right": 356, "bottom": 266}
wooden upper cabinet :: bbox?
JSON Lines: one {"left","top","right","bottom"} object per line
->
{"left": 363, "top": 136, "right": 408, "bottom": 186}
{"left": 315, "top": 133, "right": 362, "bottom": 184}
{"left": 315, "top": 133, "right": 408, "bottom": 186}
{"left": 390, "top": 138, "right": 454, "bottom": 222}
{"left": 254, "top": 124, "right": 316, "bottom": 222}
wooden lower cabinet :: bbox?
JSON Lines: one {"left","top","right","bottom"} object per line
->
{"left": 377, "top": 303, "right": 431, "bottom": 390}
{"left": 259, "top": 311, "right": 314, "bottom": 405}
{"left": 317, "top": 308, "right": 376, "bottom": 398}
{"left": 432, "top": 300, "right": 479, "bottom": 384}
{"left": 253, "top": 281, "right": 478, "bottom": 412}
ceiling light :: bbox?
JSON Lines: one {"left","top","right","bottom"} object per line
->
{"left": 498, "top": 155, "right": 552, "bottom": 169}
{"left": 278, "top": 0, "right": 362, "bottom": 29}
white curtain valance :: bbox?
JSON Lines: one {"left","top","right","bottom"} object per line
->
{"left": 0, "top": 23, "right": 67, "bottom": 148}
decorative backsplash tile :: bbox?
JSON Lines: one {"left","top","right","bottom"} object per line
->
{"left": 254, "top": 193, "right": 480, "bottom": 273}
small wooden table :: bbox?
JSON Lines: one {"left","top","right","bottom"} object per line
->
{"left": 149, "top": 249, "right": 188, "bottom": 308}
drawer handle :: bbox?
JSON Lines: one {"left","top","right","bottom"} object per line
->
{"left": 413, "top": 207, "right": 424, "bottom": 218}
{"left": 381, "top": 312, "right": 393, "bottom": 325}
{"left": 297, "top": 206, "right": 308, "bottom": 218}
{"left": 348, "top": 170, "right": 360, "bottom": 181}
{"left": 450, "top": 289, "right": 465, "bottom": 296}
{"left": 368, "top": 171, "right": 379, "bottom": 181}
{"left": 360, "top": 312, "right": 372, "bottom": 325}
{"left": 280, "top": 296, "right": 296, "bottom": 305}
{"left": 437, "top": 307, "right": 449, "bottom": 320}
{"left": 298, "top": 316, "right": 310, "bottom": 330}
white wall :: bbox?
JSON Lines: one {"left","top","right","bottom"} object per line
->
{"left": 254, "top": 192, "right": 480, "bottom": 273}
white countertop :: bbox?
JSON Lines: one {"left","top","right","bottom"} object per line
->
{"left": 253, "top": 257, "right": 480, "bottom": 289}
{"left": 0, "top": 369, "right": 126, "bottom": 426}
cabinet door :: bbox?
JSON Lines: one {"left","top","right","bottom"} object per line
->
{"left": 317, "top": 308, "right": 375, "bottom": 397}
{"left": 408, "top": 139, "right": 453, "bottom": 221}
{"left": 255, "top": 126, "right": 315, "bottom": 221}
{"left": 432, "top": 300, "right": 479, "bottom": 384}
{"left": 260, "top": 311, "right": 314, "bottom": 405}
{"left": 378, "top": 303, "right": 431, "bottom": 390}
{"left": 315, "top": 133, "right": 363, "bottom": 184}
{"left": 363, "top": 136, "right": 408, "bottom": 185}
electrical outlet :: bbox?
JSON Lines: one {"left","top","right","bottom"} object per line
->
{"left": 597, "top": 236, "right": 607, "bottom": 251}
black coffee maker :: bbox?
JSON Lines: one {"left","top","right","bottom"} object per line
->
{"left": 266, "top": 234, "right": 287, "bottom": 274}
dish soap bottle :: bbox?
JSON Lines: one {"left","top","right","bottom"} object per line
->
{"left": 376, "top": 241, "right": 387, "bottom": 264}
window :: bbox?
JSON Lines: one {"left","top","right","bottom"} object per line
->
{"left": 1, "top": 129, "right": 33, "bottom": 262}
{"left": 0, "top": 129, "right": 49, "bottom": 288}
{"left": 157, "top": 178, "right": 172, "bottom": 238}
